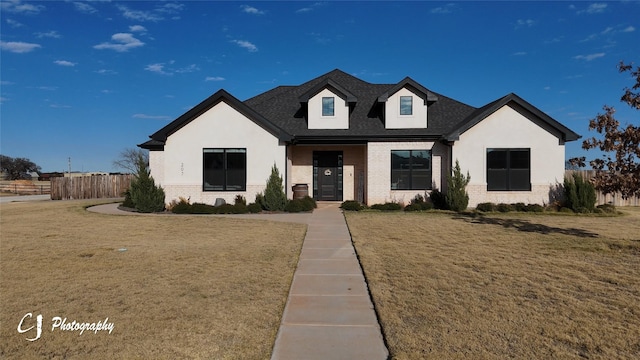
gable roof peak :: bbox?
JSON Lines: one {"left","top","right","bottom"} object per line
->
{"left": 378, "top": 76, "right": 438, "bottom": 103}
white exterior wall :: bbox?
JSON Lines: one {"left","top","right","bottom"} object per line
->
{"left": 385, "top": 88, "right": 428, "bottom": 129}
{"left": 149, "top": 150, "right": 164, "bottom": 185}
{"left": 158, "top": 101, "right": 286, "bottom": 205}
{"left": 366, "top": 141, "right": 443, "bottom": 205}
{"left": 308, "top": 88, "right": 349, "bottom": 129}
{"left": 452, "top": 104, "right": 565, "bottom": 207}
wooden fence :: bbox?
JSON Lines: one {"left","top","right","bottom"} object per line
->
{"left": 50, "top": 175, "right": 133, "bottom": 200}
{"left": 0, "top": 182, "right": 51, "bottom": 195}
{"left": 565, "top": 170, "right": 640, "bottom": 206}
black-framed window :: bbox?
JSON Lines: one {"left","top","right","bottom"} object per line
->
{"left": 322, "top": 97, "right": 334, "bottom": 116}
{"left": 400, "top": 96, "right": 413, "bottom": 115}
{"left": 391, "top": 150, "right": 432, "bottom": 190}
{"left": 203, "top": 148, "right": 246, "bottom": 191}
{"left": 487, "top": 148, "right": 530, "bottom": 191}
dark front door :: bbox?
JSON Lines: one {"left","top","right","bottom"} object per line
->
{"left": 313, "top": 151, "right": 343, "bottom": 201}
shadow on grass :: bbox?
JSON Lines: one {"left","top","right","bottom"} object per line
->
{"left": 453, "top": 213, "right": 599, "bottom": 238}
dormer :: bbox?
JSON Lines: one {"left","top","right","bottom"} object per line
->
{"left": 377, "top": 77, "right": 438, "bottom": 129}
{"left": 299, "top": 79, "right": 357, "bottom": 129}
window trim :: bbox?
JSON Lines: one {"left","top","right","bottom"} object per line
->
{"left": 321, "top": 97, "right": 335, "bottom": 117}
{"left": 399, "top": 96, "right": 413, "bottom": 116}
{"left": 486, "top": 148, "right": 531, "bottom": 191}
{"left": 391, "top": 149, "right": 432, "bottom": 190}
{"left": 203, "top": 148, "right": 247, "bottom": 191}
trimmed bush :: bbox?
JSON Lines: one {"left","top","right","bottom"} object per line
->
{"left": 254, "top": 192, "right": 265, "bottom": 210}
{"left": 429, "top": 188, "right": 448, "bottom": 210}
{"left": 340, "top": 200, "right": 364, "bottom": 211}
{"left": 564, "top": 172, "right": 596, "bottom": 213}
{"left": 476, "top": 202, "right": 496, "bottom": 212}
{"left": 301, "top": 195, "right": 317, "bottom": 210}
{"left": 190, "top": 203, "right": 216, "bottom": 214}
{"left": 560, "top": 207, "right": 574, "bottom": 213}
{"left": 247, "top": 202, "right": 262, "bottom": 213}
{"left": 446, "top": 160, "right": 471, "bottom": 212}
{"left": 525, "top": 204, "right": 544, "bottom": 212}
{"left": 371, "top": 202, "right": 402, "bottom": 211}
{"left": 234, "top": 195, "right": 246, "bottom": 206}
{"left": 596, "top": 204, "right": 617, "bottom": 213}
{"left": 263, "top": 164, "right": 287, "bottom": 211}
{"left": 170, "top": 199, "right": 192, "bottom": 214}
{"left": 497, "top": 203, "right": 513, "bottom": 213}
{"left": 122, "top": 189, "right": 135, "bottom": 208}
{"left": 513, "top": 202, "right": 527, "bottom": 212}
{"left": 285, "top": 199, "right": 305, "bottom": 213}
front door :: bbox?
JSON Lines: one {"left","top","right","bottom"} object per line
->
{"left": 313, "top": 151, "right": 343, "bottom": 201}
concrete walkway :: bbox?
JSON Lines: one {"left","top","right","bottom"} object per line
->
{"left": 87, "top": 201, "right": 389, "bottom": 359}
{"left": 271, "top": 202, "right": 388, "bottom": 360}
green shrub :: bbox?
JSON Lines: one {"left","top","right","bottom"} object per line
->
{"left": 170, "top": 199, "right": 192, "bottom": 214}
{"left": 476, "top": 202, "right": 496, "bottom": 212}
{"left": 404, "top": 203, "right": 422, "bottom": 211}
{"left": 564, "top": 172, "right": 596, "bottom": 213}
{"left": 285, "top": 199, "right": 305, "bottom": 213}
{"left": 301, "top": 195, "right": 317, "bottom": 211}
{"left": 247, "top": 202, "right": 262, "bottom": 213}
{"left": 255, "top": 192, "right": 265, "bottom": 210}
{"left": 340, "top": 200, "right": 364, "bottom": 211}
{"left": 371, "top": 202, "right": 402, "bottom": 211}
{"left": 122, "top": 189, "right": 135, "bottom": 208}
{"left": 429, "top": 188, "right": 448, "bottom": 210}
{"left": 497, "top": 203, "right": 513, "bottom": 212}
{"left": 596, "top": 204, "right": 617, "bottom": 213}
{"left": 234, "top": 195, "right": 246, "bottom": 206}
{"left": 263, "top": 164, "right": 287, "bottom": 211}
{"left": 129, "top": 156, "right": 165, "bottom": 213}
{"left": 190, "top": 202, "right": 216, "bottom": 214}
{"left": 560, "top": 207, "right": 574, "bottom": 213}
{"left": 213, "top": 203, "right": 237, "bottom": 214}
{"left": 525, "top": 204, "right": 544, "bottom": 212}
{"left": 513, "top": 202, "right": 527, "bottom": 212}
{"left": 446, "top": 160, "right": 471, "bottom": 212}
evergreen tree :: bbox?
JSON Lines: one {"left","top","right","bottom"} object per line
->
{"left": 446, "top": 160, "right": 471, "bottom": 212}
{"left": 263, "top": 163, "right": 287, "bottom": 211}
{"left": 129, "top": 155, "right": 165, "bottom": 213}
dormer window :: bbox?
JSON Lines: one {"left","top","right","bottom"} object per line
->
{"left": 400, "top": 96, "right": 413, "bottom": 115}
{"left": 322, "top": 97, "right": 335, "bottom": 116}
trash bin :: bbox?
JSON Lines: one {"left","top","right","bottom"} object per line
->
{"left": 292, "top": 184, "right": 309, "bottom": 199}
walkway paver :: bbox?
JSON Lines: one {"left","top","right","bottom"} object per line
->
{"left": 271, "top": 202, "right": 388, "bottom": 360}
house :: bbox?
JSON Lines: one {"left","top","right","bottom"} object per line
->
{"left": 139, "top": 69, "right": 580, "bottom": 208}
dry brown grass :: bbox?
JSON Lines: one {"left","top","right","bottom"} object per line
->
{"left": 346, "top": 208, "right": 640, "bottom": 359}
{"left": 1, "top": 200, "right": 306, "bottom": 359}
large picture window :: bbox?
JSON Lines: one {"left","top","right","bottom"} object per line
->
{"left": 487, "top": 148, "right": 530, "bottom": 191}
{"left": 322, "top": 97, "right": 335, "bottom": 116}
{"left": 203, "top": 148, "right": 246, "bottom": 191}
{"left": 391, "top": 150, "right": 432, "bottom": 190}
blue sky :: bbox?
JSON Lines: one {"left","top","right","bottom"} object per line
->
{"left": 1, "top": 1, "right": 638, "bottom": 173}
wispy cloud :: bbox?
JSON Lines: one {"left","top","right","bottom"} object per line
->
{"left": 512, "top": 52, "right": 527, "bottom": 56}
{"left": 73, "top": 1, "right": 97, "bottom": 14}
{"left": 50, "top": 103, "right": 72, "bottom": 109}
{"left": 129, "top": 25, "right": 147, "bottom": 33}
{"left": 205, "top": 76, "right": 225, "bottom": 82}
{"left": 296, "top": 2, "right": 324, "bottom": 13}
{"left": 0, "top": 40, "right": 41, "bottom": 53}
{"left": 578, "top": 3, "right": 607, "bottom": 14}
{"left": 133, "top": 113, "right": 171, "bottom": 120}
{"left": 0, "top": 0, "right": 45, "bottom": 14}
{"left": 35, "top": 30, "right": 61, "bottom": 39}
{"left": 232, "top": 39, "right": 258, "bottom": 52}
{"left": 117, "top": 3, "right": 184, "bottom": 22}
{"left": 431, "top": 3, "right": 456, "bottom": 14}
{"left": 54, "top": 60, "right": 76, "bottom": 67}
{"left": 94, "top": 33, "right": 144, "bottom": 52}
{"left": 36, "top": 86, "right": 57, "bottom": 91}
{"left": 6, "top": 18, "right": 23, "bottom": 28}
{"left": 241, "top": 5, "right": 264, "bottom": 15}
{"left": 515, "top": 19, "right": 535, "bottom": 28}
{"left": 145, "top": 62, "right": 200, "bottom": 75}
{"left": 574, "top": 52, "right": 605, "bottom": 61}
{"left": 622, "top": 26, "right": 635, "bottom": 33}
{"left": 96, "top": 69, "right": 117, "bottom": 75}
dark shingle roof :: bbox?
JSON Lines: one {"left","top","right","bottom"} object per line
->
{"left": 140, "top": 69, "right": 580, "bottom": 149}
{"left": 244, "top": 69, "right": 477, "bottom": 142}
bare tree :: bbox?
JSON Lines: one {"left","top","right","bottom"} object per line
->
{"left": 570, "top": 62, "right": 640, "bottom": 199}
{"left": 112, "top": 148, "right": 148, "bottom": 174}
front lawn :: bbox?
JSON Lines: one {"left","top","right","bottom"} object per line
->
{"left": 0, "top": 200, "right": 306, "bottom": 359}
{"left": 346, "top": 208, "right": 640, "bottom": 359}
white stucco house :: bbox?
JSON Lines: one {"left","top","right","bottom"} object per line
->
{"left": 139, "top": 69, "right": 580, "bottom": 208}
